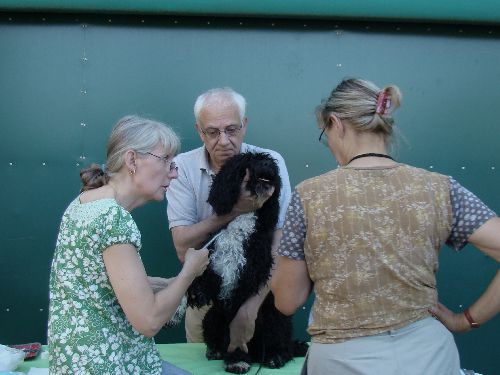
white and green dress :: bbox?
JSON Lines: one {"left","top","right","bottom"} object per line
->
{"left": 48, "top": 197, "right": 162, "bottom": 375}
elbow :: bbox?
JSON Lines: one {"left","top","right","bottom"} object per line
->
{"left": 175, "top": 248, "right": 185, "bottom": 263}
{"left": 274, "top": 299, "right": 297, "bottom": 316}
{"left": 130, "top": 317, "right": 162, "bottom": 338}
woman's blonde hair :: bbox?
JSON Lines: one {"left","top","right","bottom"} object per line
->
{"left": 316, "top": 78, "right": 402, "bottom": 145}
{"left": 80, "top": 115, "right": 180, "bottom": 191}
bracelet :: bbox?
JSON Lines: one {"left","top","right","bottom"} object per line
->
{"left": 463, "top": 308, "right": 480, "bottom": 329}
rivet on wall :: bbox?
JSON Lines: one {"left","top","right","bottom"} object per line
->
{"left": 8, "top": 17, "right": 13, "bottom": 21}
{"left": 6, "top": 308, "right": 10, "bottom": 312}
{"left": 207, "top": 21, "right": 211, "bottom": 25}
{"left": 336, "top": 63, "right": 342, "bottom": 68}
{"left": 239, "top": 22, "right": 243, "bottom": 26}
{"left": 82, "top": 23, "right": 87, "bottom": 29}
{"left": 461, "top": 166, "right": 466, "bottom": 170}
{"left": 396, "top": 27, "right": 401, "bottom": 31}
{"left": 108, "top": 19, "right": 112, "bottom": 23}
{"left": 81, "top": 122, "right": 86, "bottom": 127}
{"left": 271, "top": 23, "right": 275, "bottom": 27}
{"left": 76, "top": 163, "right": 80, "bottom": 167}
{"left": 303, "top": 24, "right": 308, "bottom": 28}
{"left": 488, "top": 30, "right": 493, "bottom": 34}
{"left": 39, "top": 308, "right": 44, "bottom": 312}
{"left": 9, "top": 162, "right": 13, "bottom": 166}
{"left": 42, "top": 17, "right": 46, "bottom": 22}
{"left": 81, "top": 89, "right": 87, "bottom": 95}
{"left": 81, "top": 56, "right": 88, "bottom": 62}
{"left": 459, "top": 29, "right": 464, "bottom": 33}
{"left": 80, "top": 155, "right": 86, "bottom": 160}
{"left": 42, "top": 162, "right": 46, "bottom": 166}
{"left": 305, "top": 164, "right": 309, "bottom": 168}
{"left": 429, "top": 166, "right": 434, "bottom": 169}
{"left": 365, "top": 26, "right": 371, "bottom": 30}
{"left": 491, "top": 166, "right": 496, "bottom": 170}
{"left": 334, "top": 25, "right": 339, "bottom": 29}
{"left": 426, "top": 27, "right": 432, "bottom": 32}
{"left": 174, "top": 20, "right": 178, "bottom": 24}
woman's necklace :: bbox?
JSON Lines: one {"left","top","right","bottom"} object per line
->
{"left": 347, "top": 152, "right": 394, "bottom": 165}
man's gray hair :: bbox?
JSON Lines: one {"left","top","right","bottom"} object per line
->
{"left": 194, "top": 87, "right": 247, "bottom": 123}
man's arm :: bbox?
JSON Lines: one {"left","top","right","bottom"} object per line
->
{"left": 172, "top": 213, "right": 237, "bottom": 262}
{"left": 171, "top": 169, "right": 275, "bottom": 262}
{"left": 227, "top": 229, "right": 282, "bottom": 353}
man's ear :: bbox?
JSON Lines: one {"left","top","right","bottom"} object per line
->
{"left": 195, "top": 123, "right": 205, "bottom": 142}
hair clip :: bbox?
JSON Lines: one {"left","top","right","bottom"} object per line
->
{"left": 258, "top": 177, "right": 271, "bottom": 182}
{"left": 375, "top": 90, "right": 391, "bottom": 115}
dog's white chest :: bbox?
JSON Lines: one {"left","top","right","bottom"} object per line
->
{"left": 211, "top": 213, "right": 256, "bottom": 300}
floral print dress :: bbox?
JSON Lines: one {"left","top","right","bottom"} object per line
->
{"left": 48, "top": 197, "right": 162, "bottom": 375}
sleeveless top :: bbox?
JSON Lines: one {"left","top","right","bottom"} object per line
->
{"left": 296, "top": 165, "right": 452, "bottom": 342}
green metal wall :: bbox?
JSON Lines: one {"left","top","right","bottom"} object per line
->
{"left": 0, "top": 11, "right": 499, "bottom": 374}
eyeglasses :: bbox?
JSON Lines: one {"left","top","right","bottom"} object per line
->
{"left": 200, "top": 123, "right": 243, "bottom": 140}
{"left": 318, "top": 127, "right": 329, "bottom": 146}
{"left": 143, "top": 152, "right": 178, "bottom": 172}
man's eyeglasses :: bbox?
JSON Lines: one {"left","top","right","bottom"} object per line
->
{"left": 143, "top": 152, "right": 178, "bottom": 172}
{"left": 200, "top": 123, "right": 243, "bottom": 140}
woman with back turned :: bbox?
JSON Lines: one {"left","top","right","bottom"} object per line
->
{"left": 48, "top": 115, "right": 209, "bottom": 374}
{"left": 271, "top": 78, "right": 500, "bottom": 374}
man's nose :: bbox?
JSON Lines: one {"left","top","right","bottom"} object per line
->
{"left": 217, "top": 130, "right": 230, "bottom": 144}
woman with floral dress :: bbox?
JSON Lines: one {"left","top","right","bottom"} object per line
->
{"left": 48, "top": 115, "right": 209, "bottom": 374}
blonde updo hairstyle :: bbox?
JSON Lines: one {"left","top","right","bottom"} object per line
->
{"left": 316, "top": 78, "right": 402, "bottom": 146}
{"left": 80, "top": 115, "right": 180, "bottom": 192}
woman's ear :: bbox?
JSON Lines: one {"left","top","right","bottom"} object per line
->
{"left": 330, "top": 114, "right": 345, "bottom": 138}
{"left": 124, "top": 149, "right": 137, "bottom": 174}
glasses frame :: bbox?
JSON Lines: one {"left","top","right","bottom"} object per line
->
{"left": 142, "top": 152, "right": 178, "bottom": 172}
{"left": 199, "top": 122, "right": 243, "bottom": 140}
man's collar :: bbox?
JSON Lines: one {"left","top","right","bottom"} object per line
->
{"left": 200, "top": 143, "right": 249, "bottom": 176}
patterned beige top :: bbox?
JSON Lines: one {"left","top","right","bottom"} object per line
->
{"left": 278, "top": 164, "right": 496, "bottom": 343}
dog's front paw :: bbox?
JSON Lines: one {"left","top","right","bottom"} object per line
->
{"left": 205, "top": 348, "right": 223, "bottom": 360}
{"left": 224, "top": 361, "right": 251, "bottom": 374}
{"left": 264, "top": 354, "right": 287, "bottom": 369}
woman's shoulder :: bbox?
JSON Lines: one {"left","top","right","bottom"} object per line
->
{"left": 296, "top": 169, "right": 338, "bottom": 191}
{"left": 397, "top": 164, "right": 450, "bottom": 182}
{"left": 66, "top": 196, "right": 133, "bottom": 224}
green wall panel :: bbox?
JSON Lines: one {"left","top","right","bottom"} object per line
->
{"left": 1, "top": 0, "right": 500, "bottom": 24}
{"left": 0, "top": 13, "right": 499, "bottom": 374}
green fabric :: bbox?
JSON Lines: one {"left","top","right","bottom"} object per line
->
{"left": 17, "top": 344, "right": 306, "bottom": 374}
{"left": 47, "top": 197, "right": 162, "bottom": 374}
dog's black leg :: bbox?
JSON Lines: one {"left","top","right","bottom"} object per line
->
{"left": 257, "top": 295, "right": 295, "bottom": 369}
{"left": 203, "top": 305, "right": 229, "bottom": 361}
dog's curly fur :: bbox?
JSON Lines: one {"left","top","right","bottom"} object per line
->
{"left": 187, "top": 152, "right": 307, "bottom": 374}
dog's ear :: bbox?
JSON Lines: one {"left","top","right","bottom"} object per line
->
{"left": 207, "top": 153, "right": 249, "bottom": 215}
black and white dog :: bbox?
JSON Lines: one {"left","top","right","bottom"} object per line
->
{"left": 187, "top": 152, "right": 307, "bottom": 374}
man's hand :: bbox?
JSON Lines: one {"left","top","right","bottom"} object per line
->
{"left": 227, "top": 302, "right": 258, "bottom": 353}
{"left": 233, "top": 169, "right": 275, "bottom": 214}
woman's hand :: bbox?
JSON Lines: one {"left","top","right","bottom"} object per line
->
{"left": 181, "top": 247, "right": 209, "bottom": 279}
{"left": 429, "top": 302, "right": 470, "bottom": 332}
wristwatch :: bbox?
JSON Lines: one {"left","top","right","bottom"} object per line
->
{"left": 463, "top": 308, "right": 480, "bottom": 329}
